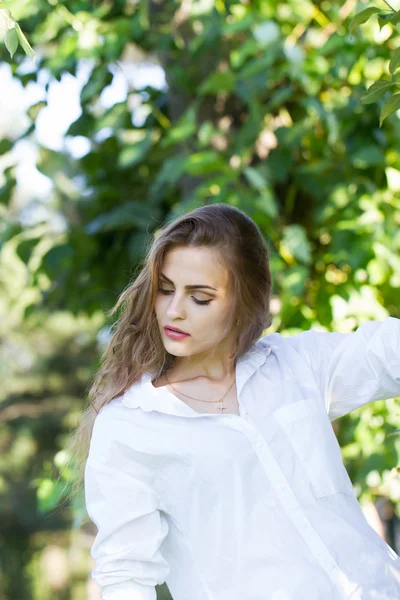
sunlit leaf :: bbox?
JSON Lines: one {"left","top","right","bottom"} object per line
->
{"left": 37, "top": 478, "right": 67, "bottom": 513}
{"left": 389, "top": 48, "right": 400, "bottom": 75}
{"left": 150, "top": 155, "right": 186, "bottom": 195}
{"left": 349, "top": 7, "right": 382, "bottom": 33}
{"left": 360, "top": 79, "right": 394, "bottom": 104}
{"left": 118, "top": 134, "right": 154, "bottom": 168}
{"left": 14, "top": 21, "right": 35, "bottom": 59}
{"left": 27, "top": 100, "right": 46, "bottom": 121}
{"left": 386, "top": 430, "right": 400, "bottom": 438}
{"left": 377, "top": 12, "right": 393, "bottom": 30}
{"left": 243, "top": 166, "right": 268, "bottom": 190}
{"left": 5, "top": 27, "right": 18, "bottom": 57}
{"left": 198, "top": 70, "right": 236, "bottom": 94}
{"left": 280, "top": 224, "right": 312, "bottom": 265}
{"left": 389, "top": 10, "right": 400, "bottom": 26}
{"left": 183, "top": 151, "right": 227, "bottom": 175}
{"left": 222, "top": 13, "right": 255, "bottom": 35}
{"left": 161, "top": 106, "right": 197, "bottom": 148}
{"left": 379, "top": 93, "right": 400, "bottom": 126}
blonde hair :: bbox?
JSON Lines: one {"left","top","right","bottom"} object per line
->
{"left": 61, "top": 203, "right": 273, "bottom": 504}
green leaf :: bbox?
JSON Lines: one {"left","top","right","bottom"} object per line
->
{"left": 198, "top": 71, "right": 236, "bottom": 95}
{"left": 0, "top": 139, "right": 12, "bottom": 154}
{"left": 379, "top": 93, "right": 400, "bottom": 126}
{"left": 264, "top": 86, "right": 294, "bottom": 112}
{"left": 0, "top": 165, "right": 16, "bottom": 207}
{"left": 256, "top": 188, "right": 278, "bottom": 219}
{"left": 128, "top": 230, "right": 151, "bottom": 263}
{"left": 230, "top": 39, "right": 259, "bottom": 69}
{"left": 238, "top": 53, "right": 276, "bottom": 78}
{"left": 267, "top": 146, "right": 293, "bottom": 183}
{"left": 37, "top": 148, "right": 68, "bottom": 178}
{"left": 349, "top": 7, "right": 382, "bottom": 33}
{"left": 86, "top": 201, "right": 155, "bottom": 234}
{"left": 161, "top": 106, "right": 197, "bottom": 148}
{"left": 351, "top": 145, "right": 385, "bottom": 168}
{"left": 389, "top": 48, "right": 400, "bottom": 75}
{"left": 280, "top": 224, "right": 312, "bottom": 265}
{"left": 41, "top": 245, "right": 74, "bottom": 278}
{"left": 386, "top": 429, "right": 400, "bottom": 438}
{"left": 118, "top": 134, "right": 154, "bottom": 168}
{"left": 150, "top": 155, "right": 186, "bottom": 195}
{"left": 5, "top": 27, "right": 18, "bottom": 58}
{"left": 243, "top": 166, "right": 268, "bottom": 190}
{"left": 222, "top": 13, "right": 255, "bottom": 35}
{"left": 183, "top": 151, "right": 227, "bottom": 175}
{"left": 81, "top": 66, "right": 113, "bottom": 104}
{"left": 37, "top": 478, "right": 67, "bottom": 514}
{"left": 366, "top": 258, "right": 389, "bottom": 285}
{"left": 281, "top": 265, "right": 309, "bottom": 296}
{"left": 389, "top": 10, "right": 400, "bottom": 26}
{"left": 377, "top": 12, "right": 393, "bottom": 30}
{"left": 27, "top": 101, "right": 46, "bottom": 121}
{"left": 16, "top": 238, "right": 40, "bottom": 265}
{"left": 14, "top": 21, "right": 35, "bottom": 59}
{"left": 360, "top": 79, "right": 394, "bottom": 104}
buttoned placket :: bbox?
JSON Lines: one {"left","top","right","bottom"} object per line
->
{"left": 199, "top": 348, "right": 357, "bottom": 599}
{"left": 231, "top": 356, "right": 357, "bottom": 599}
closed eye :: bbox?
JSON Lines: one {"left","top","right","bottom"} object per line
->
{"left": 158, "top": 288, "right": 212, "bottom": 306}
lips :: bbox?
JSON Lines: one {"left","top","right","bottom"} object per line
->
{"left": 164, "top": 326, "right": 190, "bottom": 335}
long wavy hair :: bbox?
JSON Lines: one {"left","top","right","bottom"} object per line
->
{"left": 61, "top": 203, "right": 273, "bottom": 504}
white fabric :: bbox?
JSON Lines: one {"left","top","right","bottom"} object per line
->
{"left": 84, "top": 317, "right": 400, "bottom": 600}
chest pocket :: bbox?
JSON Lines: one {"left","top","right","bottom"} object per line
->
{"left": 273, "top": 399, "right": 354, "bottom": 498}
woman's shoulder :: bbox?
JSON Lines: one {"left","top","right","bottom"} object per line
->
{"left": 97, "top": 392, "right": 125, "bottom": 415}
{"left": 88, "top": 394, "right": 157, "bottom": 471}
{"left": 91, "top": 393, "right": 145, "bottom": 447}
{"left": 257, "top": 328, "right": 325, "bottom": 353}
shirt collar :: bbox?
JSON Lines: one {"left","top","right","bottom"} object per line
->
{"left": 122, "top": 340, "right": 277, "bottom": 418}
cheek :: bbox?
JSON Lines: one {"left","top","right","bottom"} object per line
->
{"left": 200, "top": 309, "right": 228, "bottom": 331}
{"left": 154, "top": 297, "right": 164, "bottom": 318}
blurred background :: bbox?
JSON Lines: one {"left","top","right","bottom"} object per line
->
{"left": 1, "top": 0, "right": 400, "bottom": 598}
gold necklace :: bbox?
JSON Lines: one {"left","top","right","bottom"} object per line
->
{"left": 164, "top": 370, "right": 236, "bottom": 414}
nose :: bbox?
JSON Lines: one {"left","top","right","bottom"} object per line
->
{"left": 165, "top": 294, "right": 187, "bottom": 321}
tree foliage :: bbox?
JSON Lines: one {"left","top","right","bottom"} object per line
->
{"left": 0, "top": 1, "right": 400, "bottom": 598}
{"left": 349, "top": 4, "right": 400, "bottom": 125}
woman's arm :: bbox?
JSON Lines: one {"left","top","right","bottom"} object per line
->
{"left": 84, "top": 409, "right": 170, "bottom": 600}
{"left": 289, "top": 316, "right": 400, "bottom": 421}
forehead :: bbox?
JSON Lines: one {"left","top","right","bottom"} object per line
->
{"left": 161, "top": 246, "right": 229, "bottom": 287}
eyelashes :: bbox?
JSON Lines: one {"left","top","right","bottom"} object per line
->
{"left": 158, "top": 289, "right": 212, "bottom": 306}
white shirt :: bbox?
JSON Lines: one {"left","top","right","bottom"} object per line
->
{"left": 84, "top": 317, "right": 400, "bottom": 600}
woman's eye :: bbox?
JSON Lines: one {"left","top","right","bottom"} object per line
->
{"left": 158, "top": 288, "right": 212, "bottom": 306}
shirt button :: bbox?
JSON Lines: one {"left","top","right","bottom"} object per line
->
{"left": 278, "top": 484, "right": 285, "bottom": 490}
{"left": 255, "top": 440, "right": 264, "bottom": 448}
{"left": 302, "top": 520, "right": 310, "bottom": 528}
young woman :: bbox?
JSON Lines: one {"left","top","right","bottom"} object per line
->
{"left": 72, "top": 203, "right": 400, "bottom": 600}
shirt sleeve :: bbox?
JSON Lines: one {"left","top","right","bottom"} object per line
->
{"left": 84, "top": 410, "right": 170, "bottom": 600}
{"left": 289, "top": 317, "right": 400, "bottom": 421}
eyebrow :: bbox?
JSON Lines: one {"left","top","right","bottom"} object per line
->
{"left": 160, "top": 273, "right": 217, "bottom": 291}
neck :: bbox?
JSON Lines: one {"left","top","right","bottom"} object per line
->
{"left": 166, "top": 357, "right": 235, "bottom": 384}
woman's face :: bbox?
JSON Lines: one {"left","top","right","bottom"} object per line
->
{"left": 154, "top": 246, "right": 236, "bottom": 361}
